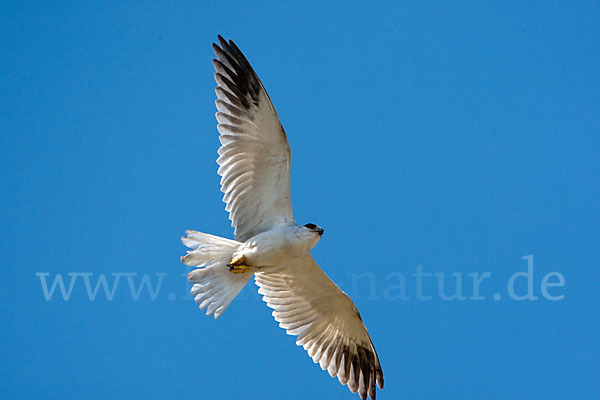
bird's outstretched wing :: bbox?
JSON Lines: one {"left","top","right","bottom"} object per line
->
{"left": 212, "top": 36, "right": 294, "bottom": 241}
{"left": 254, "top": 256, "right": 384, "bottom": 400}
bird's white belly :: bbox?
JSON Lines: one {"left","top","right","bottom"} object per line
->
{"left": 238, "top": 224, "right": 314, "bottom": 268}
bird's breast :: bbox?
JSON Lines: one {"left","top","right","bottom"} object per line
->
{"left": 244, "top": 225, "right": 311, "bottom": 267}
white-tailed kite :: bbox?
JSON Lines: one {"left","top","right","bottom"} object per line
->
{"left": 181, "top": 35, "right": 384, "bottom": 400}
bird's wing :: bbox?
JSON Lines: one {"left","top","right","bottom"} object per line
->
{"left": 212, "top": 36, "right": 294, "bottom": 242}
{"left": 254, "top": 256, "right": 384, "bottom": 400}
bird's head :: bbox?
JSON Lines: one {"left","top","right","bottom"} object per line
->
{"left": 297, "top": 223, "right": 324, "bottom": 251}
{"left": 302, "top": 223, "right": 324, "bottom": 236}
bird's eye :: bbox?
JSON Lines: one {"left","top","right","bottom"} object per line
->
{"left": 304, "top": 223, "right": 317, "bottom": 230}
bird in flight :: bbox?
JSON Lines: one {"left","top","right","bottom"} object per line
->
{"left": 181, "top": 35, "right": 384, "bottom": 400}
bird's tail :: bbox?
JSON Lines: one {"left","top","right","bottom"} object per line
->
{"left": 181, "top": 230, "right": 251, "bottom": 319}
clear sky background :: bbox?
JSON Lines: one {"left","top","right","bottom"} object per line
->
{"left": 1, "top": 1, "right": 599, "bottom": 399}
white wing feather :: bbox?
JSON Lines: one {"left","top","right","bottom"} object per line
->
{"left": 254, "top": 256, "right": 384, "bottom": 400}
{"left": 212, "top": 36, "right": 294, "bottom": 241}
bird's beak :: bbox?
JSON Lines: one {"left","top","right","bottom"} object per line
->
{"left": 317, "top": 228, "right": 324, "bottom": 236}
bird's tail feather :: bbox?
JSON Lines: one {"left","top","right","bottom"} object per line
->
{"left": 181, "top": 230, "right": 251, "bottom": 319}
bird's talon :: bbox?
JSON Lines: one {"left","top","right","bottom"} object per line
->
{"left": 228, "top": 264, "right": 250, "bottom": 274}
{"left": 229, "top": 254, "right": 246, "bottom": 266}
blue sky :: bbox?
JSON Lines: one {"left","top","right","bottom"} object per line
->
{"left": 1, "top": 1, "right": 599, "bottom": 399}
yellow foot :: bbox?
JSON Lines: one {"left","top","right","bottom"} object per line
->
{"left": 230, "top": 254, "right": 246, "bottom": 265}
{"left": 228, "top": 255, "right": 250, "bottom": 273}
{"left": 228, "top": 264, "right": 250, "bottom": 274}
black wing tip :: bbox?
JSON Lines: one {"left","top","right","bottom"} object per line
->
{"left": 376, "top": 366, "right": 384, "bottom": 389}
{"left": 217, "top": 34, "right": 229, "bottom": 47}
{"left": 213, "top": 35, "right": 251, "bottom": 68}
{"left": 214, "top": 35, "right": 239, "bottom": 56}
{"left": 361, "top": 344, "right": 384, "bottom": 400}
{"left": 212, "top": 36, "right": 228, "bottom": 59}
{"left": 339, "top": 342, "right": 384, "bottom": 400}
{"left": 211, "top": 35, "right": 261, "bottom": 109}
{"left": 215, "top": 34, "right": 227, "bottom": 49}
